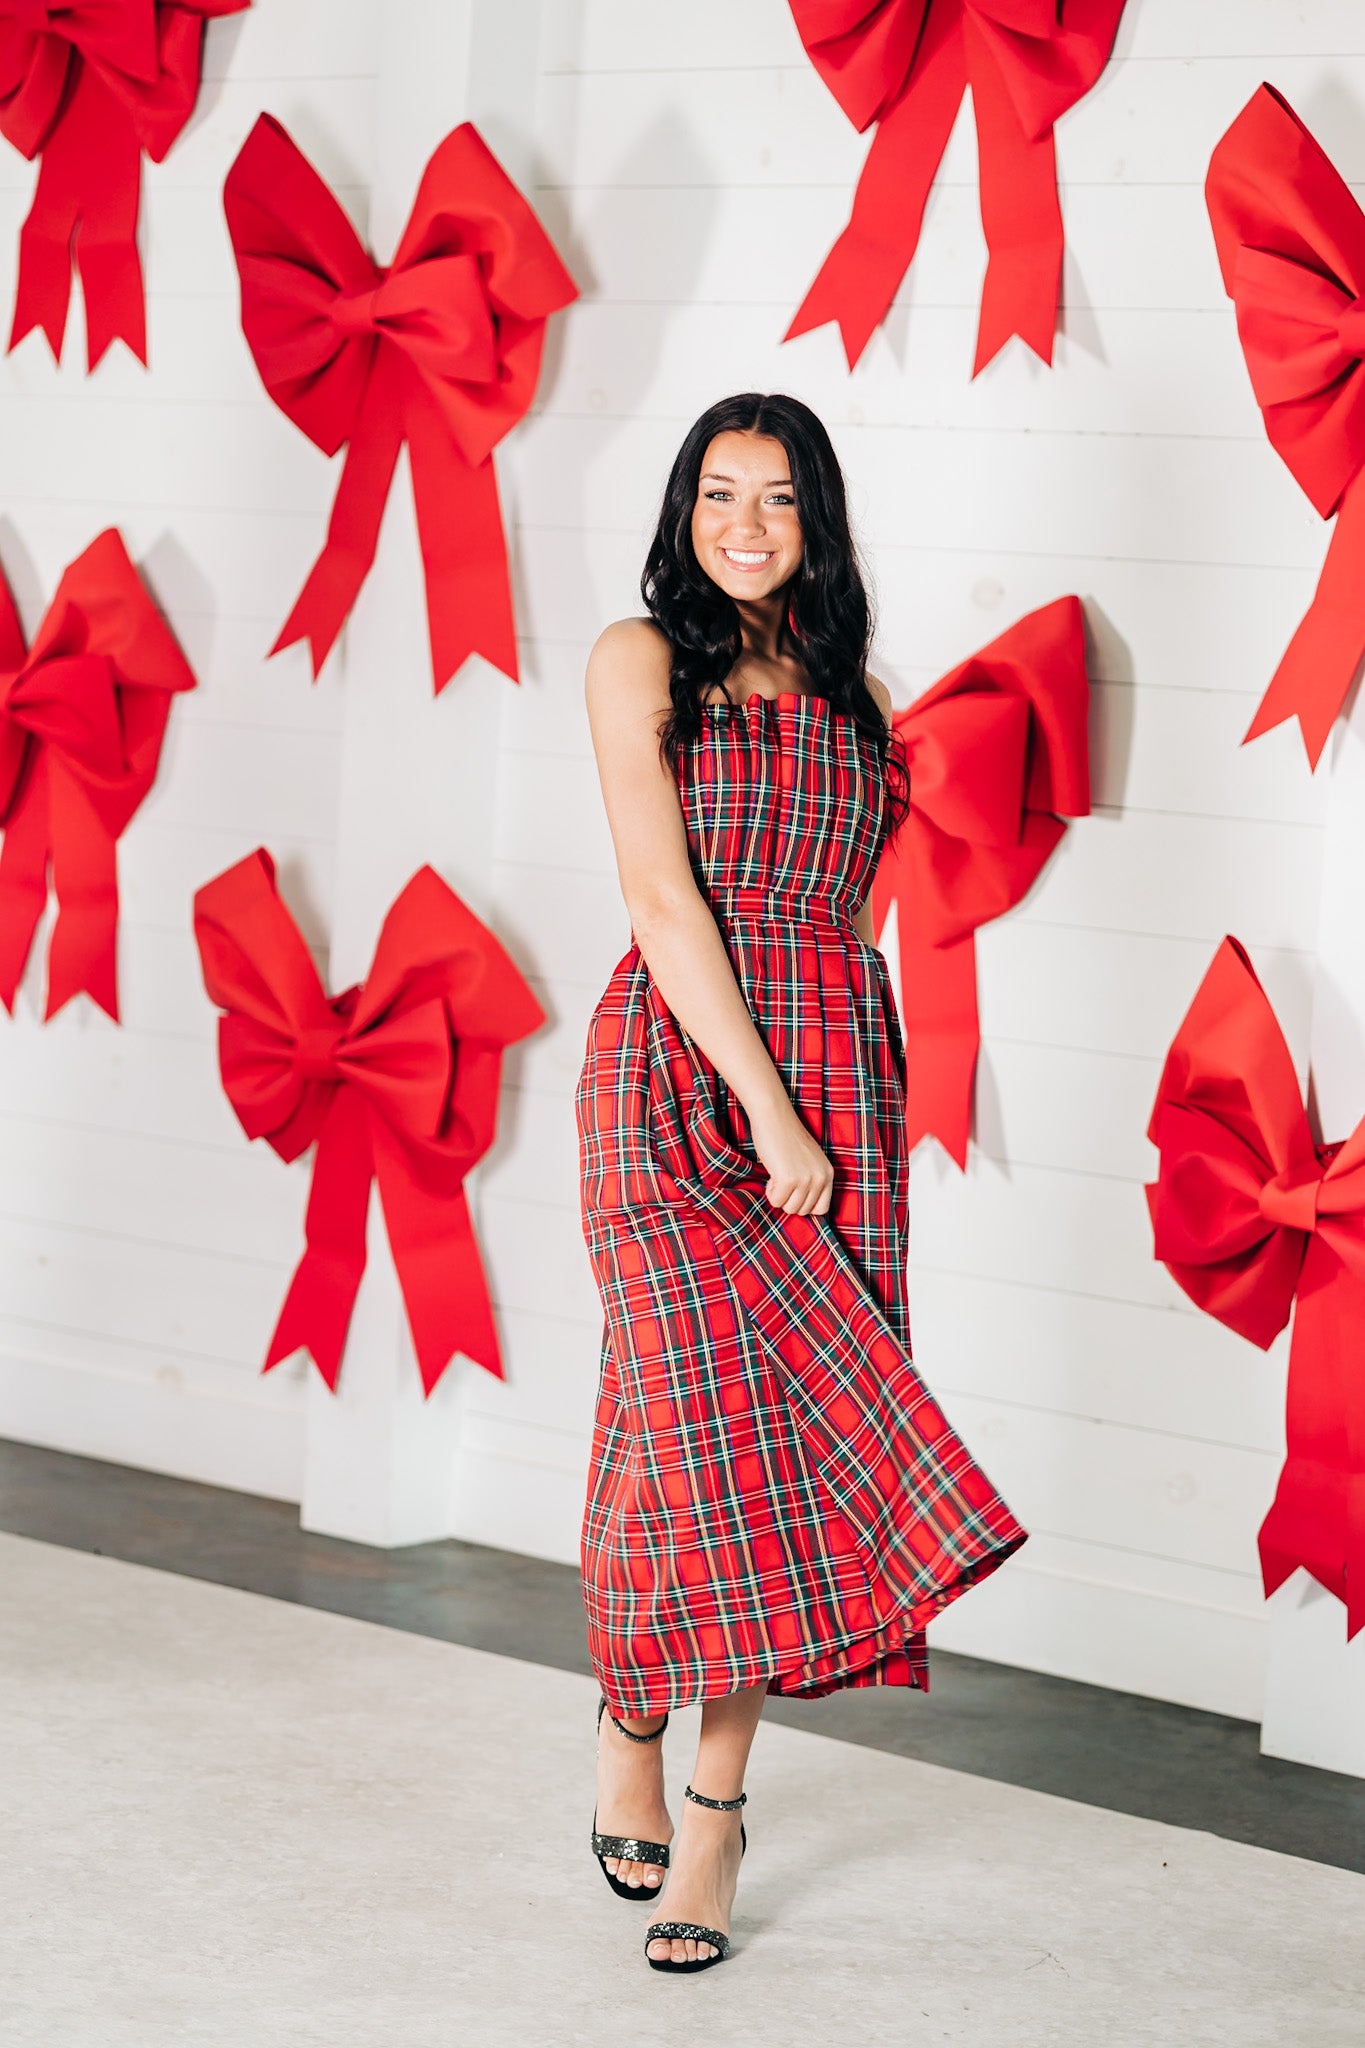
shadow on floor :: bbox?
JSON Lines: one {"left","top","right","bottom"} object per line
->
{"left": 3, "top": 1436, "right": 1360, "bottom": 1876}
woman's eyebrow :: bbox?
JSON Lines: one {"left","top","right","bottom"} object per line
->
{"left": 700, "top": 472, "right": 793, "bottom": 487}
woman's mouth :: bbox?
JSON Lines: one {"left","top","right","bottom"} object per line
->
{"left": 720, "top": 549, "right": 775, "bottom": 571}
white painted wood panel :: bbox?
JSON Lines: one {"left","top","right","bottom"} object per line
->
{"left": 0, "top": 1115, "right": 311, "bottom": 1264}
{"left": 935, "top": 1389, "right": 1274, "bottom": 1580}
{"left": 0, "top": 1210, "right": 294, "bottom": 1364}
{"left": 908, "top": 1270, "right": 1286, "bottom": 1459}
{"left": 0, "top": 1028, "right": 248, "bottom": 1146}
{"left": 545, "top": 305, "right": 1264, "bottom": 440}
{"left": 1, "top": 0, "right": 1350, "bottom": 1724}
{"left": 554, "top": 0, "right": 1365, "bottom": 73}
{"left": 533, "top": 57, "right": 1365, "bottom": 192}
{"left": 535, "top": 181, "right": 1242, "bottom": 317}
{"left": 489, "top": 0, "right": 1352, "bottom": 1720}
{"left": 459, "top": 1306, "right": 601, "bottom": 1440}
{"left": 488, "top": 0, "right": 1346, "bottom": 1718}
{"left": 510, "top": 524, "right": 1324, "bottom": 704}
{"left": 976, "top": 926, "right": 1315, "bottom": 1067}
{"left": 514, "top": 416, "right": 1327, "bottom": 571}
{"left": 0, "top": 4, "right": 379, "bottom": 1495}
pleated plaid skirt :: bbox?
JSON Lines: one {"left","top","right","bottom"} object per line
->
{"left": 575, "top": 691, "right": 1027, "bottom": 1715}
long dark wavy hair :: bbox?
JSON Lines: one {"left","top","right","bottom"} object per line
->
{"left": 642, "top": 392, "right": 910, "bottom": 842}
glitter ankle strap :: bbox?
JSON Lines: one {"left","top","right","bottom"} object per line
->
{"left": 684, "top": 1783, "right": 747, "bottom": 1811}
{"left": 598, "top": 1696, "right": 669, "bottom": 1745}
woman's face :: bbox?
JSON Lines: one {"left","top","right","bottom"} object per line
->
{"left": 690, "top": 430, "right": 803, "bottom": 603}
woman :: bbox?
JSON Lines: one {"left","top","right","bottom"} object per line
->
{"left": 574, "top": 394, "right": 1026, "bottom": 1975}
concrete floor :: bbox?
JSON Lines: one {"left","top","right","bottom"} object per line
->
{"left": 3, "top": 1531, "right": 1362, "bottom": 2048}
{"left": 6, "top": 1439, "right": 1363, "bottom": 1875}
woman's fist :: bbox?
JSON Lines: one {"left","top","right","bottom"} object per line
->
{"left": 746, "top": 1100, "right": 835, "bottom": 1216}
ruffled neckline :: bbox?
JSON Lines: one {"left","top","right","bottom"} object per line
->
{"left": 702, "top": 691, "right": 833, "bottom": 716}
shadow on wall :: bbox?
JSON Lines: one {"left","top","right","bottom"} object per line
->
{"left": 1298, "top": 68, "right": 1365, "bottom": 171}
{"left": 0, "top": 514, "right": 44, "bottom": 633}
{"left": 971, "top": 596, "right": 1133, "bottom": 1169}
{"left": 517, "top": 81, "right": 721, "bottom": 674}
{"left": 490, "top": 58, "right": 724, "bottom": 1124}
{"left": 184, "top": 10, "right": 250, "bottom": 136}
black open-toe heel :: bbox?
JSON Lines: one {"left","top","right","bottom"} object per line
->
{"left": 591, "top": 1697, "right": 671, "bottom": 1902}
{"left": 645, "top": 1784, "right": 748, "bottom": 1973}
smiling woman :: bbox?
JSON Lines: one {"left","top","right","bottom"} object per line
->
{"left": 694, "top": 445, "right": 803, "bottom": 591}
{"left": 573, "top": 393, "right": 1027, "bottom": 1976}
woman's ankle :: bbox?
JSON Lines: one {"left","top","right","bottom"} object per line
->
{"left": 609, "top": 1708, "right": 668, "bottom": 1739}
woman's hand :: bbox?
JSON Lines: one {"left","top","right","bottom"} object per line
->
{"left": 747, "top": 1098, "right": 835, "bottom": 1216}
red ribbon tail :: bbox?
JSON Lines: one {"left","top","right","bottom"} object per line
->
{"left": 1346, "top": 1268, "right": 1365, "bottom": 1640}
{"left": 68, "top": 66, "right": 147, "bottom": 368}
{"left": 264, "top": 1092, "right": 374, "bottom": 1390}
{"left": 271, "top": 375, "right": 403, "bottom": 678}
{"left": 9, "top": 67, "right": 148, "bottom": 369}
{"left": 784, "top": 17, "right": 965, "bottom": 370}
{"left": 890, "top": 896, "right": 979, "bottom": 1170}
{"left": 407, "top": 422, "right": 519, "bottom": 690}
{"left": 44, "top": 774, "right": 120, "bottom": 1020}
{"left": 1256, "top": 1252, "right": 1358, "bottom": 1634}
{"left": 376, "top": 1141, "right": 502, "bottom": 1396}
{"left": 9, "top": 142, "right": 80, "bottom": 363}
{"left": 970, "top": 45, "right": 1063, "bottom": 375}
{"left": 73, "top": 92, "right": 148, "bottom": 371}
{"left": 0, "top": 769, "right": 53, "bottom": 1015}
{"left": 1244, "top": 473, "right": 1365, "bottom": 770}
{"left": 1350, "top": 1470, "right": 1365, "bottom": 1643}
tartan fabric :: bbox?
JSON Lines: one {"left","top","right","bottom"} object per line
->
{"left": 575, "top": 693, "right": 1027, "bottom": 1715}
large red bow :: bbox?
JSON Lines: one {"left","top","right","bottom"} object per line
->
{"left": 194, "top": 849, "right": 546, "bottom": 1394}
{"left": 870, "top": 596, "right": 1089, "bottom": 1165}
{"left": 1206, "top": 84, "right": 1365, "bottom": 770}
{"left": 0, "top": 0, "right": 248, "bottom": 368}
{"left": 0, "top": 528, "right": 194, "bottom": 1019}
{"left": 223, "top": 114, "right": 578, "bottom": 694}
{"left": 1148, "top": 937, "right": 1365, "bottom": 1640}
{"left": 785, "top": 0, "right": 1126, "bottom": 371}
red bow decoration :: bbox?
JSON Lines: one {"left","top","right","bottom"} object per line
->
{"left": 870, "top": 596, "right": 1090, "bottom": 1166}
{"left": 223, "top": 114, "right": 578, "bottom": 694}
{"left": 1148, "top": 937, "right": 1365, "bottom": 1640}
{"left": 194, "top": 849, "right": 545, "bottom": 1395}
{"left": 785, "top": 0, "right": 1127, "bottom": 372}
{"left": 0, "top": 0, "right": 249, "bottom": 369}
{"left": 0, "top": 527, "right": 194, "bottom": 1019}
{"left": 1206, "top": 84, "right": 1365, "bottom": 770}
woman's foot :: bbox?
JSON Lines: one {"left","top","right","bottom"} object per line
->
{"left": 646, "top": 1792, "right": 745, "bottom": 1963}
{"left": 596, "top": 1708, "right": 672, "bottom": 1892}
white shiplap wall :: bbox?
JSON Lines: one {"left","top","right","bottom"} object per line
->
{"left": 0, "top": 1, "right": 1355, "bottom": 1724}
{"left": 472, "top": 1, "right": 1360, "bottom": 1720}
{"left": 0, "top": 4, "right": 378, "bottom": 1495}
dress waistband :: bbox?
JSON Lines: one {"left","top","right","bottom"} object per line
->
{"left": 705, "top": 883, "right": 858, "bottom": 931}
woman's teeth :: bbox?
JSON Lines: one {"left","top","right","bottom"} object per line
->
{"left": 722, "top": 550, "right": 774, "bottom": 567}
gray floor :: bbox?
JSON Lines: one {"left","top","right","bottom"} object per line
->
{"left": 3, "top": 1438, "right": 1363, "bottom": 1875}
{"left": 4, "top": 1532, "right": 1362, "bottom": 2048}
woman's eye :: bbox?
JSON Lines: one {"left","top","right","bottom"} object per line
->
{"left": 704, "top": 489, "right": 732, "bottom": 501}
{"left": 768, "top": 494, "right": 795, "bottom": 506}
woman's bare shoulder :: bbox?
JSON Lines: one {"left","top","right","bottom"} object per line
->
{"left": 866, "top": 670, "right": 894, "bottom": 731}
{"left": 589, "top": 616, "right": 670, "bottom": 672}
{"left": 586, "top": 617, "right": 672, "bottom": 715}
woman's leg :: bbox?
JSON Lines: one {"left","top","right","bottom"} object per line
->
{"left": 596, "top": 1708, "right": 673, "bottom": 1891}
{"left": 646, "top": 1681, "right": 766, "bottom": 1964}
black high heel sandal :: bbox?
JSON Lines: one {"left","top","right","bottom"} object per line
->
{"left": 645, "top": 1784, "right": 748, "bottom": 1973}
{"left": 591, "top": 1697, "right": 672, "bottom": 1902}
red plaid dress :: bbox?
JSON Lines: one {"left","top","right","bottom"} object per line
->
{"left": 575, "top": 691, "right": 1026, "bottom": 1715}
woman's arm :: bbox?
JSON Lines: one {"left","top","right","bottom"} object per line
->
{"left": 585, "top": 618, "right": 833, "bottom": 1216}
